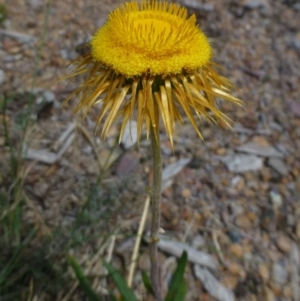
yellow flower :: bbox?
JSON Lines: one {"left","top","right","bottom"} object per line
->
{"left": 65, "top": 1, "right": 242, "bottom": 146}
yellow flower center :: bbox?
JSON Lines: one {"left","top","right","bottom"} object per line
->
{"left": 91, "top": 1, "right": 212, "bottom": 77}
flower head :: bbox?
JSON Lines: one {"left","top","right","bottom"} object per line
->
{"left": 65, "top": 1, "right": 242, "bottom": 146}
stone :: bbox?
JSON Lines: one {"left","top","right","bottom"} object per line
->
{"left": 221, "top": 154, "right": 263, "bottom": 173}
{"left": 192, "top": 234, "right": 205, "bottom": 248}
{"left": 158, "top": 238, "right": 219, "bottom": 269}
{"left": 221, "top": 275, "right": 238, "bottom": 290}
{"left": 230, "top": 243, "right": 243, "bottom": 258}
{"left": 263, "top": 287, "right": 276, "bottom": 301}
{"left": 228, "top": 229, "right": 242, "bottom": 244}
{"left": 289, "top": 32, "right": 300, "bottom": 51}
{"left": 231, "top": 175, "right": 245, "bottom": 191}
{"left": 116, "top": 152, "right": 140, "bottom": 177}
{"left": 296, "top": 220, "right": 300, "bottom": 239}
{"left": 258, "top": 263, "right": 270, "bottom": 282}
{"left": 236, "top": 142, "right": 283, "bottom": 158}
{"left": 0, "top": 69, "right": 5, "bottom": 85}
{"left": 43, "top": 90, "right": 55, "bottom": 103}
{"left": 138, "top": 252, "right": 151, "bottom": 271}
{"left": 252, "top": 136, "right": 270, "bottom": 146}
{"left": 269, "top": 191, "right": 282, "bottom": 208}
{"left": 194, "top": 266, "right": 235, "bottom": 301}
{"left": 179, "top": 0, "right": 214, "bottom": 12}
{"left": 242, "top": 0, "right": 269, "bottom": 9}
{"left": 121, "top": 120, "right": 138, "bottom": 149}
{"left": 227, "top": 262, "right": 246, "bottom": 279}
{"left": 268, "top": 157, "right": 288, "bottom": 176}
{"left": 283, "top": 285, "right": 293, "bottom": 299}
{"left": 276, "top": 234, "right": 292, "bottom": 253}
{"left": 235, "top": 214, "right": 252, "bottom": 229}
{"left": 216, "top": 148, "right": 227, "bottom": 156}
{"left": 272, "top": 261, "right": 288, "bottom": 287}
{"left": 162, "top": 157, "right": 191, "bottom": 181}
{"left": 181, "top": 188, "right": 191, "bottom": 198}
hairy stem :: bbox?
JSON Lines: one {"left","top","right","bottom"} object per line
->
{"left": 149, "top": 127, "right": 163, "bottom": 301}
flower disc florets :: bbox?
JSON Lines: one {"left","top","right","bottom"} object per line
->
{"left": 91, "top": 2, "right": 211, "bottom": 76}
{"left": 64, "top": 1, "right": 242, "bottom": 146}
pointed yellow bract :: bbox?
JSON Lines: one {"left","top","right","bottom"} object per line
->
{"left": 64, "top": 1, "right": 242, "bottom": 146}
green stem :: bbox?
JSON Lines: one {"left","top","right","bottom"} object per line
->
{"left": 149, "top": 127, "right": 163, "bottom": 301}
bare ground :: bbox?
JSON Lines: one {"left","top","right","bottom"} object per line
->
{"left": 1, "top": 0, "right": 300, "bottom": 300}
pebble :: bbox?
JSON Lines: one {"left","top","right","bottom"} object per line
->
{"left": 258, "top": 263, "right": 270, "bottom": 282}
{"left": 215, "top": 148, "right": 227, "bottom": 156}
{"left": 221, "top": 154, "right": 263, "bottom": 173}
{"left": 289, "top": 32, "right": 300, "bottom": 51}
{"left": 227, "top": 262, "right": 246, "bottom": 279}
{"left": 115, "top": 152, "right": 140, "bottom": 178}
{"left": 283, "top": 284, "right": 293, "bottom": 299}
{"left": 181, "top": 188, "right": 191, "bottom": 198}
{"left": 179, "top": 0, "right": 215, "bottom": 12}
{"left": 0, "top": 69, "right": 5, "bottom": 85}
{"left": 162, "top": 157, "right": 191, "bottom": 181}
{"left": 221, "top": 275, "right": 238, "bottom": 290}
{"left": 268, "top": 158, "right": 289, "bottom": 176}
{"left": 229, "top": 203, "right": 244, "bottom": 216}
{"left": 263, "top": 287, "right": 276, "bottom": 301}
{"left": 228, "top": 229, "right": 242, "bottom": 243}
{"left": 231, "top": 175, "right": 245, "bottom": 191}
{"left": 121, "top": 120, "right": 138, "bottom": 149}
{"left": 296, "top": 220, "right": 300, "bottom": 239}
{"left": 158, "top": 238, "right": 219, "bottom": 269}
{"left": 235, "top": 214, "right": 252, "bottom": 229}
{"left": 194, "top": 266, "right": 235, "bottom": 301}
{"left": 36, "top": 90, "right": 55, "bottom": 105}
{"left": 242, "top": 0, "right": 269, "bottom": 9}
{"left": 138, "top": 252, "right": 151, "bottom": 271}
{"left": 192, "top": 234, "right": 205, "bottom": 248}
{"left": 276, "top": 234, "right": 292, "bottom": 253}
{"left": 236, "top": 142, "right": 283, "bottom": 158}
{"left": 230, "top": 243, "right": 243, "bottom": 258}
{"left": 269, "top": 191, "right": 283, "bottom": 208}
{"left": 272, "top": 261, "right": 288, "bottom": 287}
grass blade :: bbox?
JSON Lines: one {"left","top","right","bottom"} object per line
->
{"left": 108, "top": 290, "right": 119, "bottom": 301}
{"left": 172, "top": 280, "right": 187, "bottom": 301}
{"left": 68, "top": 256, "right": 101, "bottom": 301}
{"left": 141, "top": 270, "right": 154, "bottom": 296}
{"left": 0, "top": 228, "right": 36, "bottom": 286}
{"left": 165, "top": 251, "right": 187, "bottom": 301}
{"left": 103, "top": 260, "right": 138, "bottom": 301}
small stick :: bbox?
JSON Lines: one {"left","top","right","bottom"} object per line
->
{"left": 127, "top": 196, "right": 150, "bottom": 288}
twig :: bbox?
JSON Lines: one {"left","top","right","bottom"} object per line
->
{"left": 0, "top": 29, "right": 36, "bottom": 43}
{"left": 182, "top": 212, "right": 196, "bottom": 243}
{"left": 128, "top": 196, "right": 151, "bottom": 288}
{"left": 212, "top": 231, "right": 225, "bottom": 264}
{"left": 77, "top": 123, "right": 102, "bottom": 171}
{"left": 26, "top": 278, "right": 34, "bottom": 301}
{"left": 62, "top": 238, "right": 109, "bottom": 301}
{"left": 106, "top": 234, "right": 116, "bottom": 263}
{"left": 23, "top": 193, "right": 52, "bottom": 237}
{"left": 52, "top": 122, "right": 76, "bottom": 151}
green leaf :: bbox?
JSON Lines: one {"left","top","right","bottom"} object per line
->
{"left": 68, "top": 256, "right": 101, "bottom": 301}
{"left": 103, "top": 260, "right": 138, "bottom": 301}
{"left": 172, "top": 280, "right": 187, "bottom": 301}
{"left": 141, "top": 271, "right": 154, "bottom": 296}
{"left": 165, "top": 251, "right": 188, "bottom": 301}
{"left": 108, "top": 290, "right": 119, "bottom": 301}
{"left": 0, "top": 229, "right": 35, "bottom": 286}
